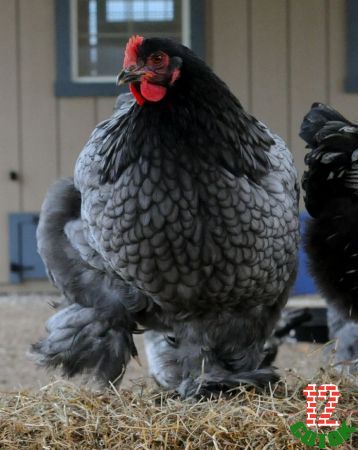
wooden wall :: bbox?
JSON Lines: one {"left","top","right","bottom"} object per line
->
{"left": 0, "top": 0, "right": 116, "bottom": 285}
{"left": 211, "top": 0, "right": 358, "bottom": 179}
{"left": 0, "top": 0, "right": 357, "bottom": 286}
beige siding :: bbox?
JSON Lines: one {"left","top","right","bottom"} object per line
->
{"left": 19, "top": 0, "right": 58, "bottom": 211}
{"left": 211, "top": 0, "right": 250, "bottom": 107}
{"left": 289, "top": 0, "right": 328, "bottom": 182}
{"left": 209, "top": 0, "right": 358, "bottom": 186}
{"left": 328, "top": 0, "right": 358, "bottom": 120}
{"left": 58, "top": 98, "right": 97, "bottom": 177}
{"left": 0, "top": 0, "right": 20, "bottom": 283}
{"left": 96, "top": 98, "right": 117, "bottom": 122}
{"left": 251, "top": 0, "right": 289, "bottom": 141}
{"left": 0, "top": 0, "right": 357, "bottom": 287}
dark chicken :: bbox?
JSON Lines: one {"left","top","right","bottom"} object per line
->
{"left": 300, "top": 103, "right": 358, "bottom": 372}
{"left": 33, "top": 36, "right": 299, "bottom": 397}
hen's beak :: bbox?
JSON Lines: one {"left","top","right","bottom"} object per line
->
{"left": 117, "top": 67, "right": 145, "bottom": 85}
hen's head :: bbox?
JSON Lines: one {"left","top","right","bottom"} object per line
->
{"left": 117, "top": 36, "right": 192, "bottom": 105}
{"left": 110, "top": 35, "right": 274, "bottom": 183}
{"left": 145, "top": 312, "right": 279, "bottom": 398}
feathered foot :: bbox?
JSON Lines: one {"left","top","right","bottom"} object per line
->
{"left": 31, "top": 301, "right": 138, "bottom": 384}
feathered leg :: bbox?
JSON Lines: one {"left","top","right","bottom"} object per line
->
{"left": 144, "top": 278, "right": 296, "bottom": 398}
{"left": 326, "top": 304, "right": 358, "bottom": 374}
{"left": 32, "top": 178, "right": 143, "bottom": 383}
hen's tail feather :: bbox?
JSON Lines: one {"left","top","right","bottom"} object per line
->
{"left": 299, "top": 102, "right": 353, "bottom": 148}
{"left": 299, "top": 103, "right": 358, "bottom": 217}
{"left": 36, "top": 177, "right": 111, "bottom": 305}
{"left": 33, "top": 178, "right": 139, "bottom": 383}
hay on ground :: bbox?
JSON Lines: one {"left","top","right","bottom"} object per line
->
{"left": 0, "top": 369, "right": 357, "bottom": 450}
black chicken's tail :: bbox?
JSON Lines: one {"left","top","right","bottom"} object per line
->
{"left": 32, "top": 178, "right": 143, "bottom": 384}
{"left": 299, "top": 102, "right": 353, "bottom": 148}
{"left": 300, "top": 103, "right": 358, "bottom": 217}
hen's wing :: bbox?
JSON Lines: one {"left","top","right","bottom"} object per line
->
{"left": 33, "top": 175, "right": 144, "bottom": 383}
{"left": 33, "top": 94, "right": 168, "bottom": 383}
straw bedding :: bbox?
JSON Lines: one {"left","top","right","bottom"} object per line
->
{"left": 0, "top": 369, "right": 356, "bottom": 450}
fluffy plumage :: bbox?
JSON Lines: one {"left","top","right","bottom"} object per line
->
{"left": 300, "top": 102, "right": 358, "bottom": 372}
{"left": 33, "top": 37, "right": 299, "bottom": 396}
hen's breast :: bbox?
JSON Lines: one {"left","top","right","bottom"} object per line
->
{"left": 76, "top": 134, "right": 299, "bottom": 312}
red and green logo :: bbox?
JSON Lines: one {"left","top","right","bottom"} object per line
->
{"left": 289, "top": 384, "right": 356, "bottom": 448}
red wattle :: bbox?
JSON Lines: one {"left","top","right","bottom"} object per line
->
{"left": 140, "top": 79, "right": 167, "bottom": 102}
{"left": 130, "top": 83, "right": 145, "bottom": 106}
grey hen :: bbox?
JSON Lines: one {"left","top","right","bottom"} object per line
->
{"left": 33, "top": 36, "right": 299, "bottom": 397}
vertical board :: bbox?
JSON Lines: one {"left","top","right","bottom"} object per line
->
{"left": 328, "top": 0, "right": 358, "bottom": 122}
{"left": 58, "top": 98, "right": 97, "bottom": 177}
{"left": 19, "top": 0, "right": 57, "bottom": 211}
{"left": 289, "top": 0, "right": 328, "bottom": 195}
{"left": 250, "top": 0, "right": 288, "bottom": 141}
{"left": 96, "top": 97, "right": 117, "bottom": 123}
{"left": 211, "top": 0, "right": 250, "bottom": 108}
{"left": 0, "top": 0, "right": 20, "bottom": 282}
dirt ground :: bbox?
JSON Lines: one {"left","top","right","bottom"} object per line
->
{"left": 0, "top": 294, "right": 324, "bottom": 393}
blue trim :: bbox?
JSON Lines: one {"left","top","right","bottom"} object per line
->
{"left": 190, "top": 0, "right": 205, "bottom": 60}
{"left": 9, "top": 213, "right": 47, "bottom": 284}
{"left": 291, "top": 212, "right": 317, "bottom": 296}
{"left": 55, "top": 0, "right": 121, "bottom": 96}
{"left": 9, "top": 214, "right": 21, "bottom": 284}
{"left": 346, "top": 0, "right": 358, "bottom": 91}
{"left": 55, "top": 0, "right": 206, "bottom": 97}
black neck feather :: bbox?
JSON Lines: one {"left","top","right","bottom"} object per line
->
{"left": 98, "top": 60, "right": 274, "bottom": 185}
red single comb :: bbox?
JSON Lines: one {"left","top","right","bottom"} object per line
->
{"left": 123, "top": 35, "right": 144, "bottom": 68}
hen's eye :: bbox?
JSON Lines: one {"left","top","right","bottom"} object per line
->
{"left": 151, "top": 53, "right": 164, "bottom": 65}
{"left": 164, "top": 334, "right": 178, "bottom": 347}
